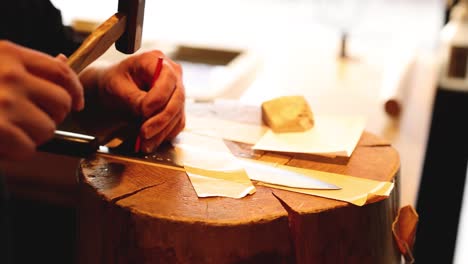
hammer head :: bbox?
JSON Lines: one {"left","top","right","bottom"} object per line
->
{"left": 116, "top": 0, "right": 146, "bottom": 54}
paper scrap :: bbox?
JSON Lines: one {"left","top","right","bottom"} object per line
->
{"left": 392, "top": 205, "right": 419, "bottom": 263}
{"left": 185, "top": 115, "right": 268, "bottom": 144}
{"left": 184, "top": 166, "right": 255, "bottom": 198}
{"left": 246, "top": 159, "right": 393, "bottom": 206}
{"left": 253, "top": 115, "right": 366, "bottom": 157}
{"left": 172, "top": 132, "right": 256, "bottom": 198}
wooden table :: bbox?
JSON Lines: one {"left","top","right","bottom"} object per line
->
{"left": 77, "top": 102, "right": 401, "bottom": 264}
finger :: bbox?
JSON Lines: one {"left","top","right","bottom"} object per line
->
{"left": 0, "top": 121, "right": 36, "bottom": 161}
{"left": 22, "top": 73, "right": 73, "bottom": 124}
{"left": 140, "top": 83, "right": 185, "bottom": 140}
{"left": 16, "top": 45, "right": 84, "bottom": 111}
{"left": 140, "top": 60, "right": 178, "bottom": 118}
{"left": 0, "top": 89, "right": 57, "bottom": 145}
{"left": 126, "top": 50, "right": 167, "bottom": 88}
{"left": 11, "top": 97, "right": 57, "bottom": 145}
{"left": 103, "top": 74, "right": 147, "bottom": 116}
{"left": 140, "top": 110, "right": 184, "bottom": 153}
{"left": 169, "top": 59, "right": 183, "bottom": 77}
{"left": 98, "top": 51, "right": 179, "bottom": 116}
{"left": 56, "top": 53, "right": 68, "bottom": 63}
{"left": 166, "top": 113, "right": 186, "bottom": 141}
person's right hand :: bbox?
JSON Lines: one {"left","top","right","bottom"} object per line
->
{"left": 0, "top": 40, "right": 84, "bottom": 160}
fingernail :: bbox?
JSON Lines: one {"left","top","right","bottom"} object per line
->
{"left": 143, "top": 126, "right": 154, "bottom": 140}
{"left": 56, "top": 53, "right": 68, "bottom": 62}
{"left": 77, "top": 100, "right": 85, "bottom": 111}
{"left": 144, "top": 145, "right": 152, "bottom": 153}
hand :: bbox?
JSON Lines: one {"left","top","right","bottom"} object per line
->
{"left": 94, "top": 50, "right": 185, "bottom": 153}
{"left": 0, "top": 41, "right": 84, "bottom": 160}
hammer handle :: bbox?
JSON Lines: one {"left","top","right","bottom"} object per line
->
{"left": 67, "top": 13, "right": 127, "bottom": 74}
{"left": 39, "top": 13, "right": 127, "bottom": 156}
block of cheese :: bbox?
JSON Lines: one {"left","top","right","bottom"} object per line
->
{"left": 261, "top": 95, "right": 314, "bottom": 133}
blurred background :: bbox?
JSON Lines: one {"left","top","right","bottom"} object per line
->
{"left": 53, "top": 0, "right": 443, "bottom": 51}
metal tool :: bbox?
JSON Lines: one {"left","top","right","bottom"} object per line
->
{"left": 101, "top": 147, "right": 340, "bottom": 190}
{"left": 68, "top": 0, "right": 146, "bottom": 73}
{"left": 37, "top": 130, "right": 100, "bottom": 157}
{"left": 97, "top": 140, "right": 182, "bottom": 169}
{"left": 38, "top": 130, "right": 339, "bottom": 190}
{"left": 39, "top": 0, "right": 146, "bottom": 156}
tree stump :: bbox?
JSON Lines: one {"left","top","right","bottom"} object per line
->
{"left": 77, "top": 102, "right": 401, "bottom": 264}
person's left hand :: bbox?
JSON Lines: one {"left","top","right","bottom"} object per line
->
{"left": 82, "top": 50, "right": 185, "bottom": 153}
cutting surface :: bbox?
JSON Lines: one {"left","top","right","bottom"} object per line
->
{"left": 77, "top": 102, "right": 401, "bottom": 264}
{"left": 80, "top": 102, "right": 399, "bottom": 222}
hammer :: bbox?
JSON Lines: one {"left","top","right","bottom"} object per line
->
{"left": 38, "top": 0, "right": 147, "bottom": 156}
{"left": 68, "top": 0, "right": 146, "bottom": 73}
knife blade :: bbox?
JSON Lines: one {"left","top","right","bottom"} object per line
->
{"left": 36, "top": 128, "right": 184, "bottom": 170}
{"left": 97, "top": 139, "right": 184, "bottom": 169}
{"left": 237, "top": 158, "right": 341, "bottom": 190}
{"left": 37, "top": 130, "right": 100, "bottom": 157}
{"left": 120, "top": 148, "right": 340, "bottom": 190}
{"left": 38, "top": 130, "right": 340, "bottom": 190}
{"left": 115, "top": 143, "right": 340, "bottom": 190}
{"left": 99, "top": 138, "right": 340, "bottom": 190}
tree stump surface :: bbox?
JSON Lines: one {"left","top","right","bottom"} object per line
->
{"left": 77, "top": 102, "right": 401, "bottom": 264}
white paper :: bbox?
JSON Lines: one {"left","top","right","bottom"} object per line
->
{"left": 172, "top": 132, "right": 256, "bottom": 198}
{"left": 172, "top": 131, "right": 240, "bottom": 171}
{"left": 185, "top": 115, "right": 268, "bottom": 144}
{"left": 253, "top": 115, "right": 366, "bottom": 157}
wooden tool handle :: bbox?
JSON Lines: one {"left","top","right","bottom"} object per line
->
{"left": 68, "top": 13, "right": 127, "bottom": 73}
{"left": 39, "top": 13, "right": 126, "bottom": 156}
